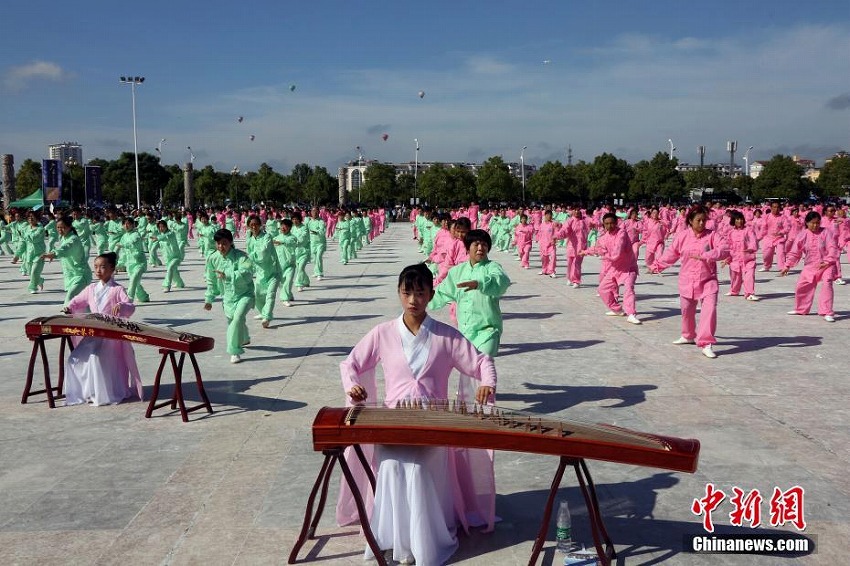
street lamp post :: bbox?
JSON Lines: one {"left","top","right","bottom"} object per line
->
{"left": 230, "top": 166, "right": 240, "bottom": 208}
{"left": 743, "top": 145, "right": 754, "bottom": 177}
{"left": 414, "top": 138, "right": 419, "bottom": 206}
{"left": 119, "top": 76, "right": 145, "bottom": 209}
{"left": 520, "top": 146, "right": 527, "bottom": 204}
{"left": 156, "top": 138, "right": 166, "bottom": 205}
{"left": 64, "top": 157, "right": 77, "bottom": 205}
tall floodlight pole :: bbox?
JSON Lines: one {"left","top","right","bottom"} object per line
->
{"left": 119, "top": 76, "right": 145, "bottom": 208}
{"left": 414, "top": 138, "right": 419, "bottom": 205}
{"left": 156, "top": 138, "right": 166, "bottom": 205}
{"left": 727, "top": 140, "right": 738, "bottom": 177}
{"left": 520, "top": 146, "right": 527, "bottom": 204}
{"left": 743, "top": 145, "right": 754, "bottom": 177}
{"left": 668, "top": 138, "right": 676, "bottom": 160}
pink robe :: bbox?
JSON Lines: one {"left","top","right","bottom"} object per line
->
{"left": 654, "top": 229, "right": 731, "bottom": 348}
{"left": 64, "top": 280, "right": 143, "bottom": 405}
{"left": 784, "top": 228, "right": 838, "bottom": 316}
{"left": 336, "top": 316, "right": 497, "bottom": 558}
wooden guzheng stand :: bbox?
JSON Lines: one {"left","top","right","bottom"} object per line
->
{"left": 290, "top": 402, "right": 700, "bottom": 566}
{"left": 23, "top": 314, "right": 215, "bottom": 422}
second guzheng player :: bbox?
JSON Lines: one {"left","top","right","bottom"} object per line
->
{"left": 338, "top": 263, "right": 497, "bottom": 566}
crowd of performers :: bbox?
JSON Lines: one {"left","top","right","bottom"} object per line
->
{"left": 0, "top": 204, "right": 388, "bottom": 404}
{"left": 410, "top": 200, "right": 848, "bottom": 360}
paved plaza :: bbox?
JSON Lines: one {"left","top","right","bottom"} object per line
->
{"left": 0, "top": 221, "right": 846, "bottom": 565}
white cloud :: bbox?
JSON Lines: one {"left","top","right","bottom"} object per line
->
{"left": 3, "top": 60, "right": 67, "bottom": 91}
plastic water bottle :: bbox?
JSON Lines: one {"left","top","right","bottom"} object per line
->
{"left": 556, "top": 500, "right": 573, "bottom": 553}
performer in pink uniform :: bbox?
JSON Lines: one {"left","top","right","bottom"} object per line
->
{"left": 557, "top": 207, "right": 591, "bottom": 287}
{"left": 514, "top": 214, "right": 535, "bottom": 269}
{"left": 535, "top": 211, "right": 558, "bottom": 277}
{"left": 652, "top": 205, "right": 731, "bottom": 359}
{"left": 759, "top": 202, "right": 789, "bottom": 271}
{"left": 338, "top": 263, "right": 497, "bottom": 565}
{"left": 581, "top": 213, "right": 641, "bottom": 324}
{"left": 724, "top": 210, "right": 760, "bottom": 301}
{"left": 781, "top": 210, "right": 838, "bottom": 322}
{"left": 642, "top": 207, "right": 668, "bottom": 272}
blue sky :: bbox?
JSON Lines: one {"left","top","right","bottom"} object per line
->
{"left": 1, "top": 0, "right": 848, "bottom": 175}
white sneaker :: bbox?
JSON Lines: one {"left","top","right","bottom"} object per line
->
{"left": 626, "top": 314, "right": 642, "bottom": 325}
{"left": 837, "top": 279, "right": 846, "bottom": 285}
{"left": 315, "top": 275, "right": 323, "bottom": 280}
{"left": 724, "top": 291, "right": 738, "bottom": 296}
{"left": 282, "top": 301, "right": 292, "bottom": 307}
{"left": 824, "top": 315, "right": 836, "bottom": 322}
{"left": 230, "top": 354, "right": 241, "bottom": 364}
{"left": 702, "top": 345, "right": 717, "bottom": 359}
{"left": 758, "top": 267, "right": 768, "bottom": 272}
{"left": 787, "top": 310, "right": 801, "bottom": 315}
{"left": 549, "top": 273, "right": 557, "bottom": 278}
{"left": 253, "top": 314, "right": 264, "bottom": 320}
{"left": 571, "top": 282, "right": 580, "bottom": 288}
{"left": 605, "top": 310, "right": 625, "bottom": 317}
{"left": 296, "top": 286, "right": 304, "bottom": 292}
{"left": 538, "top": 271, "right": 545, "bottom": 275}
{"left": 746, "top": 294, "right": 761, "bottom": 301}
{"left": 672, "top": 336, "right": 695, "bottom": 345}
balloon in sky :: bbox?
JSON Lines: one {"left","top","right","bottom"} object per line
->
{"left": 237, "top": 116, "right": 244, "bottom": 123}
{"left": 249, "top": 135, "right": 255, "bottom": 141}
{"left": 289, "top": 84, "right": 296, "bottom": 92}
{"left": 381, "top": 133, "right": 389, "bottom": 141}
{"left": 418, "top": 90, "right": 425, "bottom": 99}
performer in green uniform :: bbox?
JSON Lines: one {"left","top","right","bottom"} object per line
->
{"left": 203, "top": 229, "right": 255, "bottom": 363}
{"left": 42, "top": 215, "right": 92, "bottom": 307}
{"left": 429, "top": 229, "right": 511, "bottom": 357}
{"left": 306, "top": 207, "right": 327, "bottom": 280}
{"left": 246, "top": 215, "right": 281, "bottom": 328}
{"left": 23, "top": 212, "right": 46, "bottom": 294}
{"left": 116, "top": 217, "right": 150, "bottom": 303}
{"left": 273, "top": 218, "right": 297, "bottom": 306}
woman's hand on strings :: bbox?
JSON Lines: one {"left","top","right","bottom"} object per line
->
{"left": 348, "top": 385, "right": 367, "bottom": 403}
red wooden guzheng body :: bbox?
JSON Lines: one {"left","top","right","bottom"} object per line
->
{"left": 25, "top": 314, "right": 215, "bottom": 354}
{"left": 312, "top": 403, "right": 699, "bottom": 473}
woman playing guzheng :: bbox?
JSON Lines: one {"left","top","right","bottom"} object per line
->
{"left": 62, "top": 252, "right": 143, "bottom": 406}
{"left": 338, "top": 263, "right": 497, "bottom": 566}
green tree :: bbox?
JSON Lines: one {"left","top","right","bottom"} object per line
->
{"left": 303, "top": 166, "right": 337, "bottom": 206}
{"left": 683, "top": 168, "right": 723, "bottom": 191}
{"left": 817, "top": 156, "right": 850, "bottom": 197}
{"left": 361, "top": 163, "right": 398, "bottom": 206}
{"left": 476, "top": 156, "right": 517, "bottom": 203}
{"left": 568, "top": 161, "right": 591, "bottom": 203}
{"left": 445, "top": 166, "right": 477, "bottom": 205}
{"left": 527, "top": 160, "right": 571, "bottom": 203}
{"left": 161, "top": 165, "right": 184, "bottom": 207}
{"left": 15, "top": 159, "right": 42, "bottom": 196}
{"left": 629, "top": 152, "right": 685, "bottom": 203}
{"left": 102, "top": 152, "right": 169, "bottom": 206}
{"left": 418, "top": 163, "right": 450, "bottom": 206}
{"left": 752, "top": 155, "right": 808, "bottom": 201}
{"left": 397, "top": 173, "right": 415, "bottom": 205}
{"left": 247, "top": 163, "right": 288, "bottom": 205}
{"left": 194, "top": 166, "right": 229, "bottom": 206}
{"left": 288, "top": 163, "right": 313, "bottom": 204}
{"left": 586, "top": 153, "right": 633, "bottom": 202}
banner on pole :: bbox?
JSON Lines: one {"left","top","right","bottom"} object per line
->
{"left": 42, "top": 159, "right": 62, "bottom": 202}
{"left": 84, "top": 165, "right": 103, "bottom": 205}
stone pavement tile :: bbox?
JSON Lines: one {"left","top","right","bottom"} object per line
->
{"left": 4, "top": 488, "right": 152, "bottom": 531}
{"left": 127, "top": 484, "right": 205, "bottom": 530}
{"left": 95, "top": 526, "right": 188, "bottom": 566}
{"left": 0, "top": 530, "right": 120, "bottom": 565}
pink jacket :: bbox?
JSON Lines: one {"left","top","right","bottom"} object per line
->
{"left": 655, "top": 229, "right": 731, "bottom": 299}
{"left": 726, "top": 227, "right": 758, "bottom": 267}
{"left": 586, "top": 228, "right": 637, "bottom": 274}
{"left": 785, "top": 228, "right": 838, "bottom": 281}
{"left": 337, "top": 317, "right": 497, "bottom": 531}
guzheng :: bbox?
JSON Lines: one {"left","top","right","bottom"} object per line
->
{"left": 292, "top": 402, "right": 700, "bottom": 565}
{"left": 25, "top": 314, "right": 215, "bottom": 354}
{"left": 313, "top": 402, "right": 699, "bottom": 473}
{"left": 23, "top": 314, "right": 215, "bottom": 421}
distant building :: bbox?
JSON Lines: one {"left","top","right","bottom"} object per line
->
{"left": 675, "top": 162, "right": 743, "bottom": 177}
{"left": 48, "top": 141, "right": 83, "bottom": 165}
{"left": 339, "top": 159, "right": 536, "bottom": 196}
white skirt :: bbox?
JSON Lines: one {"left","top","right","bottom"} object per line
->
{"left": 366, "top": 445, "right": 458, "bottom": 566}
{"left": 63, "top": 337, "right": 135, "bottom": 406}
